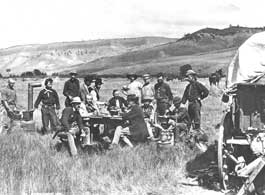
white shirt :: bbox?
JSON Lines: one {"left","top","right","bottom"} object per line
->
{"left": 126, "top": 80, "right": 143, "bottom": 97}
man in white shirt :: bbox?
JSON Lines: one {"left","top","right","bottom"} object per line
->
{"left": 141, "top": 74, "right": 155, "bottom": 102}
{"left": 122, "top": 74, "right": 143, "bottom": 104}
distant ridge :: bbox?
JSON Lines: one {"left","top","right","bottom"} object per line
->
{"left": 75, "top": 26, "right": 264, "bottom": 76}
{"left": 0, "top": 26, "right": 264, "bottom": 77}
{"left": 0, "top": 37, "right": 177, "bottom": 75}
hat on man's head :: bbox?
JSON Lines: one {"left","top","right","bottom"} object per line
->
{"left": 8, "top": 78, "right": 16, "bottom": 84}
{"left": 127, "top": 94, "right": 139, "bottom": 103}
{"left": 142, "top": 96, "right": 153, "bottom": 102}
{"left": 84, "top": 75, "right": 95, "bottom": 83}
{"left": 173, "top": 96, "right": 182, "bottom": 105}
{"left": 157, "top": 72, "right": 164, "bottom": 78}
{"left": 127, "top": 73, "right": 137, "bottom": 79}
{"left": 69, "top": 70, "right": 78, "bottom": 75}
{"left": 71, "top": 97, "right": 82, "bottom": 104}
{"left": 186, "top": 69, "right": 196, "bottom": 76}
{"left": 143, "top": 73, "right": 151, "bottom": 79}
{"left": 95, "top": 77, "right": 103, "bottom": 85}
{"left": 86, "top": 95, "right": 93, "bottom": 101}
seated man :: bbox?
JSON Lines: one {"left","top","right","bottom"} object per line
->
{"left": 110, "top": 94, "right": 148, "bottom": 148}
{"left": 59, "top": 97, "right": 91, "bottom": 156}
{"left": 107, "top": 89, "right": 128, "bottom": 114}
{"left": 166, "top": 96, "right": 191, "bottom": 142}
{"left": 141, "top": 97, "right": 156, "bottom": 140}
{"left": 85, "top": 95, "right": 99, "bottom": 114}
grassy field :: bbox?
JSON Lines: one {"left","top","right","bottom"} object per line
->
{"left": 0, "top": 77, "right": 225, "bottom": 194}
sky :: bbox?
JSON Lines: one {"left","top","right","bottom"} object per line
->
{"left": 0, "top": 0, "right": 264, "bottom": 48}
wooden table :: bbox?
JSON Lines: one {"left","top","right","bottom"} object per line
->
{"left": 82, "top": 115, "right": 124, "bottom": 136}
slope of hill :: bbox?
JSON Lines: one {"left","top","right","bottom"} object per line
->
{"left": 74, "top": 47, "right": 237, "bottom": 76}
{"left": 0, "top": 37, "right": 176, "bottom": 75}
{"left": 76, "top": 26, "right": 265, "bottom": 76}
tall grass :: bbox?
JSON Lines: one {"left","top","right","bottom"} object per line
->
{"left": 0, "top": 132, "right": 198, "bottom": 194}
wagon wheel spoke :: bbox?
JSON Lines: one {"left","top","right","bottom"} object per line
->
{"left": 218, "top": 124, "right": 231, "bottom": 190}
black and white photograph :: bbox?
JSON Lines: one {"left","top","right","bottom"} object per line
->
{"left": 0, "top": 0, "right": 265, "bottom": 194}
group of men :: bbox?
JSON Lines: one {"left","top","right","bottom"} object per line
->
{"left": 0, "top": 69, "right": 209, "bottom": 155}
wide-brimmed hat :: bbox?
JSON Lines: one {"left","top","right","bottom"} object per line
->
{"left": 142, "top": 73, "right": 151, "bottom": 79}
{"left": 173, "top": 96, "right": 182, "bottom": 105}
{"left": 126, "top": 73, "right": 137, "bottom": 79}
{"left": 71, "top": 97, "right": 82, "bottom": 104}
{"left": 8, "top": 78, "right": 16, "bottom": 84}
{"left": 95, "top": 78, "right": 103, "bottom": 85}
{"left": 157, "top": 72, "right": 164, "bottom": 78}
{"left": 69, "top": 70, "right": 78, "bottom": 75}
{"left": 86, "top": 95, "right": 93, "bottom": 101}
{"left": 84, "top": 75, "right": 95, "bottom": 83}
{"left": 186, "top": 69, "right": 196, "bottom": 76}
{"left": 142, "top": 96, "right": 153, "bottom": 102}
{"left": 127, "top": 94, "right": 139, "bottom": 103}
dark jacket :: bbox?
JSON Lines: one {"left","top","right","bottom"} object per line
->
{"left": 154, "top": 82, "right": 173, "bottom": 102}
{"left": 182, "top": 81, "right": 209, "bottom": 104}
{"left": 122, "top": 104, "right": 148, "bottom": 142}
{"left": 63, "top": 78, "right": 80, "bottom": 98}
{"left": 108, "top": 96, "right": 128, "bottom": 111}
{"left": 34, "top": 88, "right": 60, "bottom": 109}
{"left": 60, "top": 107, "right": 84, "bottom": 131}
{"left": 168, "top": 107, "right": 191, "bottom": 128}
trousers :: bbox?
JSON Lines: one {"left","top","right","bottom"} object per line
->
{"left": 41, "top": 106, "right": 58, "bottom": 133}
{"left": 112, "top": 126, "right": 132, "bottom": 147}
{"left": 156, "top": 101, "right": 170, "bottom": 116}
{"left": 65, "top": 126, "right": 90, "bottom": 156}
{"left": 188, "top": 101, "right": 201, "bottom": 129}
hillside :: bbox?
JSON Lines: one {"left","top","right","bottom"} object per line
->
{"left": 1, "top": 26, "right": 264, "bottom": 77}
{"left": 76, "top": 26, "right": 265, "bottom": 76}
{"left": 0, "top": 37, "right": 176, "bottom": 75}
{"left": 75, "top": 48, "right": 237, "bottom": 76}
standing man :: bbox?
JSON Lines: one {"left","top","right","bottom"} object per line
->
{"left": 93, "top": 77, "right": 103, "bottom": 101}
{"left": 34, "top": 78, "right": 60, "bottom": 134}
{"left": 80, "top": 75, "right": 94, "bottom": 102}
{"left": 141, "top": 74, "right": 155, "bottom": 103}
{"left": 1, "top": 79, "right": 17, "bottom": 112}
{"left": 181, "top": 70, "right": 209, "bottom": 130}
{"left": 122, "top": 74, "right": 143, "bottom": 104}
{"left": 0, "top": 78, "right": 18, "bottom": 133}
{"left": 154, "top": 73, "right": 173, "bottom": 116}
{"left": 63, "top": 70, "right": 80, "bottom": 107}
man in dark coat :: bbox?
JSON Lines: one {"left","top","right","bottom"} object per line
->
{"left": 181, "top": 70, "right": 209, "bottom": 130}
{"left": 59, "top": 97, "right": 90, "bottom": 156}
{"left": 154, "top": 73, "right": 173, "bottom": 115}
{"left": 63, "top": 71, "right": 80, "bottom": 107}
{"left": 166, "top": 96, "right": 191, "bottom": 142}
{"left": 94, "top": 77, "right": 103, "bottom": 101}
{"left": 110, "top": 94, "right": 148, "bottom": 147}
{"left": 107, "top": 89, "right": 128, "bottom": 113}
{"left": 34, "top": 78, "right": 60, "bottom": 134}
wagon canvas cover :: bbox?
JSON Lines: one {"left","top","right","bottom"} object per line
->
{"left": 227, "top": 31, "right": 265, "bottom": 87}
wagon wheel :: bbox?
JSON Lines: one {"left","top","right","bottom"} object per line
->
{"left": 218, "top": 124, "right": 230, "bottom": 190}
